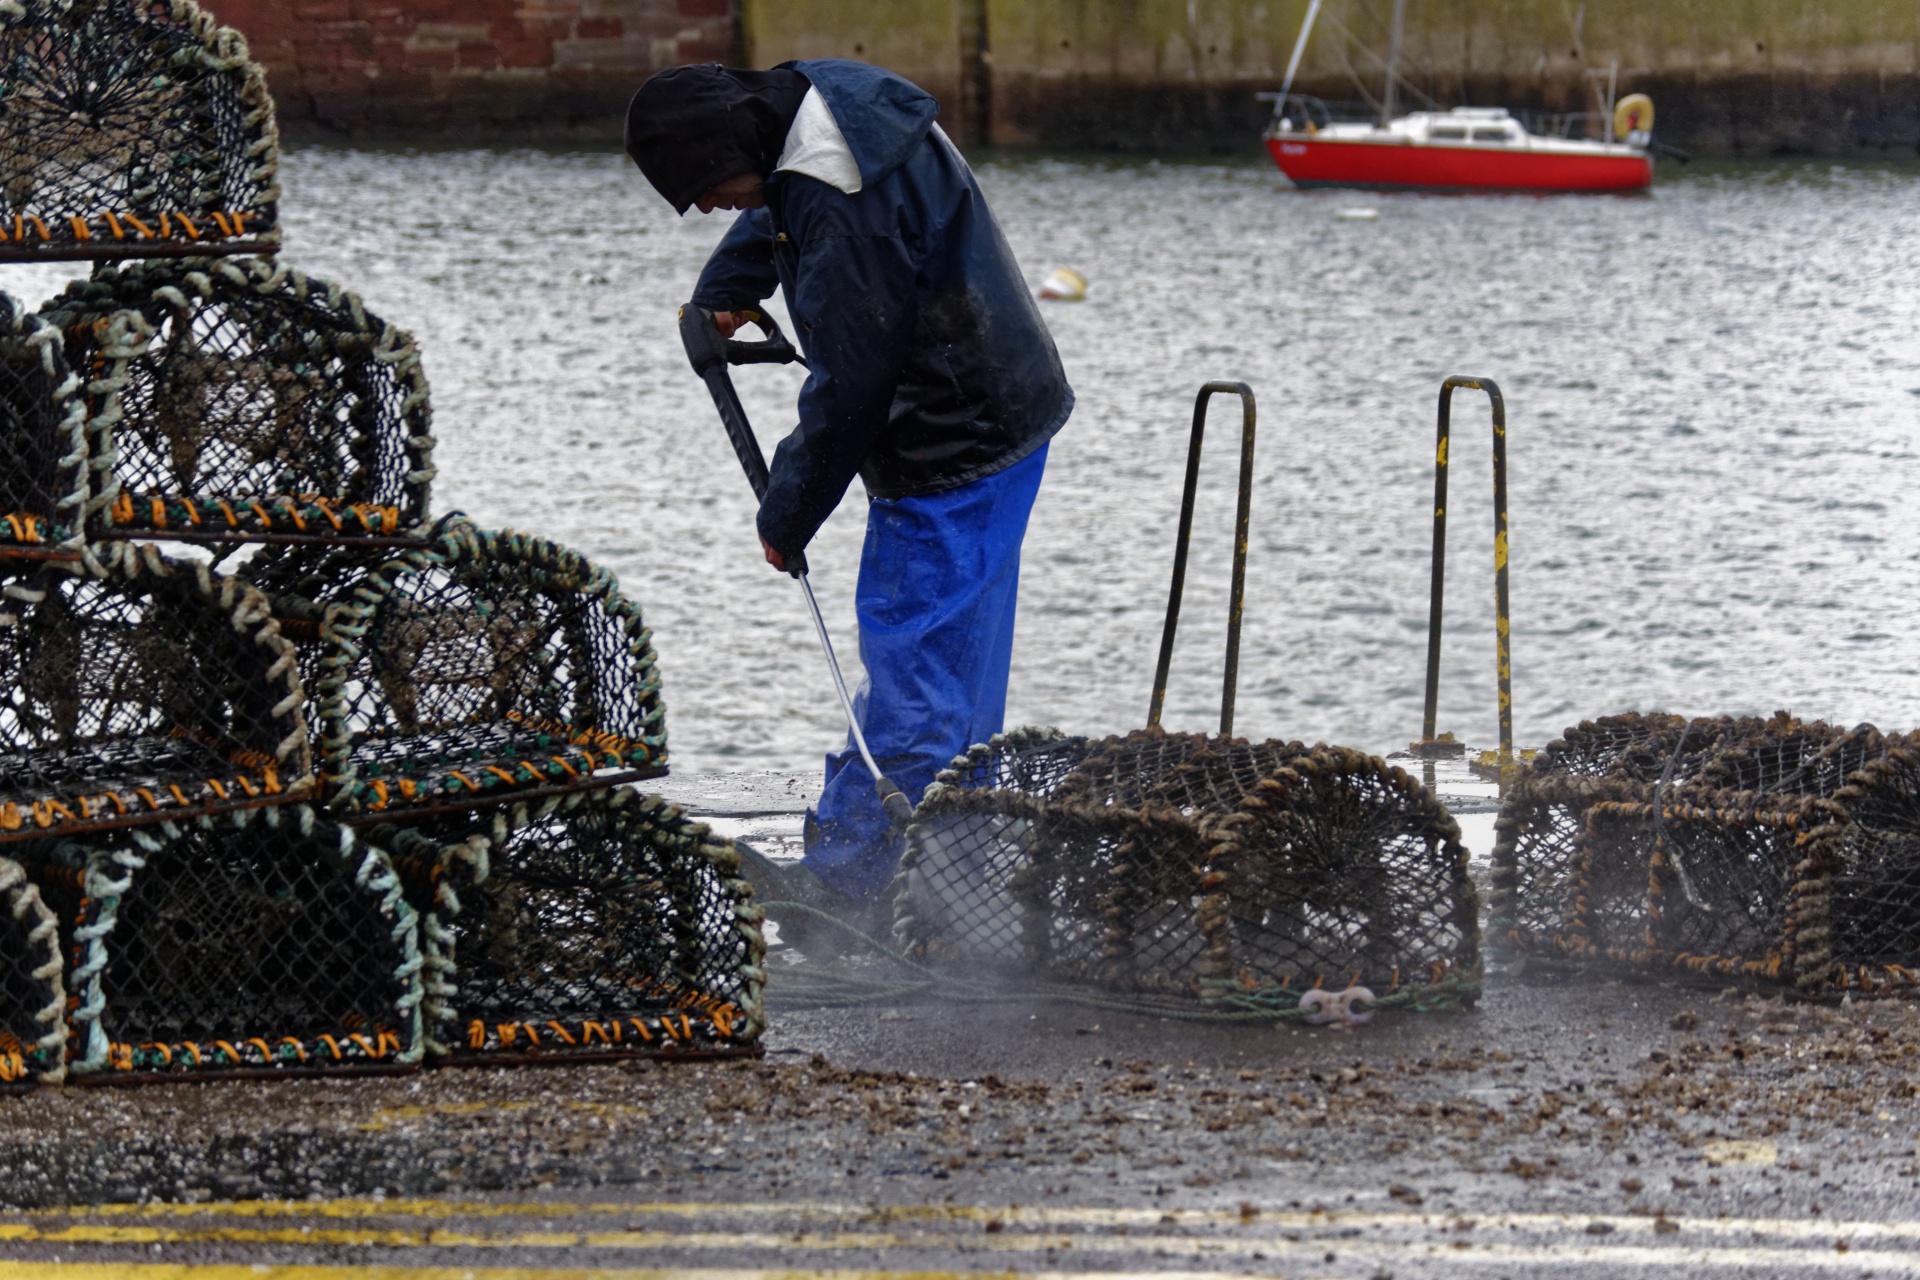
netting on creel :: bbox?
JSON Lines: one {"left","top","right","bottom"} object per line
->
{"left": 380, "top": 786, "right": 764, "bottom": 1062}
{"left": 0, "top": 293, "right": 86, "bottom": 553}
{"left": 1489, "top": 712, "right": 1778, "bottom": 959}
{"left": 0, "top": 0, "right": 279, "bottom": 262}
{"left": 0, "top": 854, "right": 67, "bottom": 1085}
{"left": 41, "top": 257, "right": 433, "bottom": 541}
{"left": 33, "top": 805, "right": 424, "bottom": 1079}
{"left": 0, "top": 541, "right": 310, "bottom": 841}
{"left": 1489, "top": 712, "right": 1893, "bottom": 990}
{"left": 891, "top": 727, "right": 1478, "bottom": 1019}
{"left": 1801, "top": 734, "right": 1920, "bottom": 993}
{"left": 245, "top": 526, "right": 665, "bottom": 816}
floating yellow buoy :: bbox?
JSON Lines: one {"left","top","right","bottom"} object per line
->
{"left": 1613, "top": 93, "right": 1654, "bottom": 138}
{"left": 1037, "top": 266, "right": 1087, "bottom": 301}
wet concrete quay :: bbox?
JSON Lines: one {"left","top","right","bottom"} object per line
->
{"left": 0, "top": 764, "right": 1916, "bottom": 1277}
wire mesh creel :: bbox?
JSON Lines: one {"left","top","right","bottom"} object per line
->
{"left": 1489, "top": 711, "right": 1764, "bottom": 963}
{"left": 1489, "top": 711, "right": 1906, "bottom": 992}
{"left": 382, "top": 785, "right": 765, "bottom": 1063}
{"left": 893, "top": 727, "right": 1479, "bottom": 1019}
{"left": 0, "top": 0, "right": 280, "bottom": 262}
{"left": 0, "top": 540, "right": 311, "bottom": 843}
{"left": 244, "top": 525, "right": 666, "bottom": 818}
{"left": 41, "top": 256, "right": 434, "bottom": 544}
{"left": 18, "top": 804, "right": 424, "bottom": 1080}
{"left": 0, "top": 852, "right": 67, "bottom": 1085}
{"left": 0, "top": 291, "right": 86, "bottom": 555}
{"left": 1825, "top": 736, "right": 1920, "bottom": 993}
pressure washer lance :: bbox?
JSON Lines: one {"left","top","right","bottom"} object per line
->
{"left": 678, "top": 303, "right": 916, "bottom": 831}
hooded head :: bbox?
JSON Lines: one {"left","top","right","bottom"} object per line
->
{"left": 623, "top": 64, "right": 811, "bottom": 214}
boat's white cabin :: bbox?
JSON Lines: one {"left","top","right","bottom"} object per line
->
{"left": 1272, "top": 105, "right": 1647, "bottom": 154}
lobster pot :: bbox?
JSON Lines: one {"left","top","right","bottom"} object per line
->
{"left": 0, "top": 0, "right": 280, "bottom": 263}
{"left": 382, "top": 786, "right": 763, "bottom": 1062}
{"left": 1820, "top": 739, "right": 1920, "bottom": 993}
{"left": 1487, "top": 712, "right": 1748, "bottom": 958}
{"left": 1493, "top": 713, "right": 1886, "bottom": 982}
{"left": 895, "top": 729, "right": 1478, "bottom": 1016}
{"left": 0, "top": 297, "right": 86, "bottom": 553}
{"left": 41, "top": 256, "right": 431, "bottom": 542}
{"left": 247, "top": 526, "right": 665, "bottom": 816}
{"left": 0, "top": 543, "right": 310, "bottom": 842}
{"left": 0, "top": 856, "right": 68, "bottom": 1087}
{"left": 40, "top": 807, "right": 423, "bottom": 1080}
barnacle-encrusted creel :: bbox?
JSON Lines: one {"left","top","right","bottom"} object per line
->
{"left": 0, "top": 541, "right": 311, "bottom": 842}
{"left": 891, "top": 727, "right": 1479, "bottom": 1020}
{"left": 41, "top": 257, "right": 433, "bottom": 543}
{"left": 1489, "top": 711, "right": 1920, "bottom": 993}
{"left": 245, "top": 525, "right": 666, "bottom": 816}
{"left": 383, "top": 785, "right": 764, "bottom": 1063}
{"left": 19, "top": 804, "right": 424, "bottom": 1079}
{"left": 0, "top": 0, "right": 279, "bottom": 262}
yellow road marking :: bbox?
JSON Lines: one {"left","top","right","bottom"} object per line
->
{"left": 0, "top": 1236, "right": 1911, "bottom": 1275}
{"left": 1700, "top": 1139, "right": 1777, "bottom": 1166}
{"left": 0, "top": 1268, "right": 1269, "bottom": 1280}
{"left": 0, "top": 1217, "right": 1907, "bottom": 1271}
{"left": 26, "top": 1197, "right": 1920, "bottom": 1247}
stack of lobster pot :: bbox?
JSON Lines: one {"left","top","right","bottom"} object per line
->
{"left": 0, "top": 0, "right": 761, "bottom": 1087}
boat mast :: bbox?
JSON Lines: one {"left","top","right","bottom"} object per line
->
{"left": 1278, "top": 0, "right": 1322, "bottom": 100}
{"left": 1379, "top": 0, "right": 1407, "bottom": 127}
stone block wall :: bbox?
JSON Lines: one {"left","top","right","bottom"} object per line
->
{"left": 201, "top": 0, "right": 738, "bottom": 137}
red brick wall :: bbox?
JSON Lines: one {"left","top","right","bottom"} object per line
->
{"left": 202, "top": 0, "right": 739, "bottom": 136}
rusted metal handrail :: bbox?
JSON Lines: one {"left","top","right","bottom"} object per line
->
{"left": 1420, "top": 376, "right": 1513, "bottom": 766}
{"left": 1147, "top": 381, "right": 1256, "bottom": 738}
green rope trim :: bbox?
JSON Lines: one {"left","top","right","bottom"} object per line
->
{"left": 0, "top": 853, "right": 68, "bottom": 1083}
{"left": 0, "top": 0, "right": 279, "bottom": 254}
{"left": 315, "top": 526, "right": 666, "bottom": 813}
{"left": 41, "top": 256, "right": 434, "bottom": 534}
{"left": 63, "top": 804, "right": 425, "bottom": 1078}
{"left": 418, "top": 785, "right": 764, "bottom": 1055}
{"left": 0, "top": 295, "right": 87, "bottom": 551}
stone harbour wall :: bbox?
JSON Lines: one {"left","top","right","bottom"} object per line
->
{"left": 203, "top": 0, "right": 1920, "bottom": 155}
{"left": 970, "top": 0, "right": 1920, "bottom": 154}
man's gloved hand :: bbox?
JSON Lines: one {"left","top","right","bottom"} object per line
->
{"left": 759, "top": 535, "right": 808, "bottom": 576}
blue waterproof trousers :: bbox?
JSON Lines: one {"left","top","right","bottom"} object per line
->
{"left": 804, "top": 443, "right": 1049, "bottom": 902}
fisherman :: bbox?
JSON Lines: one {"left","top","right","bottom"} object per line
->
{"left": 624, "top": 60, "right": 1073, "bottom": 922}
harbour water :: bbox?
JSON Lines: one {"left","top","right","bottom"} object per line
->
{"left": 9, "top": 151, "right": 1918, "bottom": 776}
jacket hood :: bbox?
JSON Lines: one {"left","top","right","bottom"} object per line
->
{"left": 624, "top": 64, "right": 809, "bottom": 214}
{"left": 785, "top": 59, "right": 939, "bottom": 189}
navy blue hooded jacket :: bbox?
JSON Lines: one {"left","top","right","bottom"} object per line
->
{"left": 689, "top": 59, "right": 1073, "bottom": 560}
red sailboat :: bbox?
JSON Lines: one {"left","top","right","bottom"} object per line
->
{"left": 1261, "top": 0, "right": 1656, "bottom": 194}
